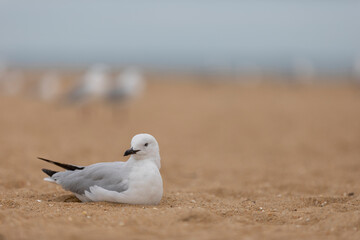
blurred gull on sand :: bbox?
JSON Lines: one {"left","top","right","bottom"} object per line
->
{"left": 65, "top": 64, "right": 109, "bottom": 105}
{"left": 37, "top": 72, "right": 60, "bottom": 101}
{"left": 0, "top": 69, "right": 24, "bottom": 96}
{"left": 106, "top": 68, "right": 145, "bottom": 105}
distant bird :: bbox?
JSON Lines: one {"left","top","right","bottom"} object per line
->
{"left": 0, "top": 62, "right": 7, "bottom": 80}
{"left": 353, "top": 58, "right": 360, "bottom": 81}
{"left": 40, "top": 133, "right": 163, "bottom": 205}
{"left": 292, "top": 58, "right": 315, "bottom": 83}
{"left": 106, "top": 68, "right": 145, "bottom": 105}
{"left": 0, "top": 63, "right": 7, "bottom": 91}
{"left": 37, "top": 72, "right": 60, "bottom": 100}
{"left": 0, "top": 70, "right": 24, "bottom": 96}
{"left": 66, "top": 64, "right": 109, "bottom": 104}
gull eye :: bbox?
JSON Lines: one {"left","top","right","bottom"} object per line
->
{"left": 144, "top": 143, "right": 148, "bottom": 147}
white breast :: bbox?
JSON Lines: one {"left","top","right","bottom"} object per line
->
{"left": 126, "top": 161, "right": 163, "bottom": 204}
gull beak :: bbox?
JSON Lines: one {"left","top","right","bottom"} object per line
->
{"left": 124, "top": 147, "right": 140, "bottom": 156}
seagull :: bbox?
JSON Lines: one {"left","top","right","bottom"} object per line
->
{"left": 40, "top": 134, "right": 163, "bottom": 205}
{"left": 0, "top": 70, "right": 24, "bottom": 96}
{"left": 106, "top": 68, "right": 145, "bottom": 104}
{"left": 66, "top": 64, "right": 109, "bottom": 104}
{"left": 37, "top": 72, "right": 60, "bottom": 100}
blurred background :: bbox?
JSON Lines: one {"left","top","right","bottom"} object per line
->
{"left": 0, "top": 0, "right": 359, "bottom": 114}
{"left": 1, "top": 1, "right": 360, "bottom": 239}
{"left": 0, "top": 0, "right": 359, "bottom": 182}
{"left": 0, "top": 0, "right": 359, "bottom": 163}
{"left": 1, "top": 1, "right": 359, "bottom": 74}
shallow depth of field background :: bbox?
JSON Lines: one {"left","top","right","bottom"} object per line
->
{"left": 0, "top": 1, "right": 360, "bottom": 240}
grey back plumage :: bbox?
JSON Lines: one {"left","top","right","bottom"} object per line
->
{"left": 51, "top": 161, "right": 130, "bottom": 194}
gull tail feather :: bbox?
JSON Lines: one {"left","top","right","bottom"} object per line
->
{"left": 38, "top": 157, "right": 84, "bottom": 171}
{"left": 44, "top": 177, "right": 56, "bottom": 183}
{"left": 42, "top": 168, "right": 58, "bottom": 177}
{"left": 42, "top": 168, "right": 57, "bottom": 183}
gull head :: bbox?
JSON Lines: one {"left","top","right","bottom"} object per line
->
{"left": 124, "top": 134, "right": 161, "bottom": 168}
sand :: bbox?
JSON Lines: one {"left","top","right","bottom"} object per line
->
{"left": 0, "top": 75, "right": 359, "bottom": 239}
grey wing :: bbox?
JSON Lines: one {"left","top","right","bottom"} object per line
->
{"left": 52, "top": 162, "right": 130, "bottom": 194}
{"left": 66, "top": 85, "right": 86, "bottom": 103}
{"left": 106, "top": 88, "right": 127, "bottom": 103}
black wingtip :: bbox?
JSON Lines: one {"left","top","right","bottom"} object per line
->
{"left": 38, "top": 157, "right": 84, "bottom": 171}
{"left": 42, "top": 168, "right": 58, "bottom": 177}
{"left": 38, "top": 157, "right": 51, "bottom": 162}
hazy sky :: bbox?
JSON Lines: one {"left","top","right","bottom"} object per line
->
{"left": 0, "top": 0, "right": 359, "bottom": 70}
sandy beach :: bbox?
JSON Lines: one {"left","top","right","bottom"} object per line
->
{"left": 0, "top": 74, "right": 359, "bottom": 239}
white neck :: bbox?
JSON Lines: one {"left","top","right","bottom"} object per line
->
{"left": 128, "top": 154, "right": 161, "bottom": 169}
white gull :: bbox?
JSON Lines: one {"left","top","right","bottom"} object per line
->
{"left": 40, "top": 134, "right": 163, "bottom": 205}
